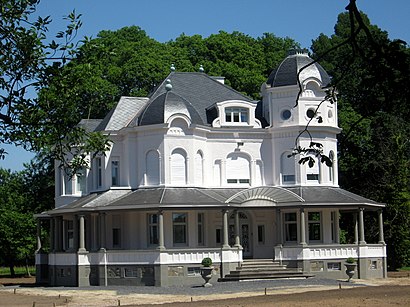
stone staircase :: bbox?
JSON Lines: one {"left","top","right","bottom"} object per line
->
{"left": 219, "top": 259, "right": 314, "bottom": 282}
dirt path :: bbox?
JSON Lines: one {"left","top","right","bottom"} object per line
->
{"left": 1, "top": 276, "right": 409, "bottom": 306}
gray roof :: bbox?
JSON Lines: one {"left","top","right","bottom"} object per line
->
{"left": 96, "top": 96, "right": 149, "bottom": 131}
{"left": 135, "top": 72, "right": 254, "bottom": 127}
{"left": 267, "top": 52, "right": 331, "bottom": 88}
{"left": 77, "top": 119, "right": 103, "bottom": 132}
{"left": 44, "top": 186, "right": 383, "bottom": 215}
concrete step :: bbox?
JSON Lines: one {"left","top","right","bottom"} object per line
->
{"left": 219, "top": 259, "right": 313, "bottom": 282}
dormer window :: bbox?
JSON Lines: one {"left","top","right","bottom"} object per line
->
{"left": 225, "top": 107, "right": 248, "bottom": 123}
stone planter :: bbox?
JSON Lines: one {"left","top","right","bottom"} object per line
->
{"left": 200, "top": 267, "right": 214, "bottom": 287}
{"left": 345, "top": 263, "right": 357, "bottom": 282}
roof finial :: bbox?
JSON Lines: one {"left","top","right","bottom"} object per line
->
{"left": 165, "top": 79, "right": 172, "bottom": 91}
{"left": 199, "top": 65, "right": 204, "bottom": 73}
{"left": 170, "top": 64, "right": 176, "bottom": 72}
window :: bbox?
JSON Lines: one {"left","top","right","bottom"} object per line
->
{"left": 148, "top": 214, "right": 158, "bottom": 245}
{"left": 111, "top": 159, "right": 120, "bottom": 186}
{"left": 257, "top": 225, "right": 265, "bottom": 244}
{"left": 306, "top": 155, "right": 320, "bottom": 183}
{"left": 65, "top": 220, "right": 74, "bottom": 250}
{"left": 281, "top": 152, "right": 295, "bottom": 184}
{"left": 281, "top": 109, "right": 292, "bottom": 120}
{"left": 63, "top": 170, "right": 72, "bottom": 195}
{"left": 226, "top": 154, "right": 250, "bottom": 185}
{"left": 327, "top": 262, "right": 341, "bottom": 271}
{"left": 306, "top": 108, "right": 315, "bottom": 119}
{"left": 216, "top": 229, "right": 221, "bottom": 244}
{"left": 95, "top": 157, "right": 102, "bottom": 189}
{"left": 187, "top": 267, "right": 201, "bottom": 276}
{"left": 308, "top": 212, "right": 321, "bottom": 241}
{"left": 171, "top": 149, "right": 187, "bottom": 185}
{"left": 197, "top": 213, "right": 204, "bottom": 246}
{"left": 76, "top": 167, "right": 86, "bottom": 194}
{"left": 173, "top": 213, "right": 187, "bottom": 245}
{"left": 112, "top": 228, "right": 121, "bottom": 248}
{"left": 112, "top": 215, "right": 121, "bottom": 248}
{"left": 284, "top": 212, "right": 297, "bottom": 242}
{"left": 329, "top": 151, "right": 335, "bottom": 183}
{"left": 225, "top": 107, "right": 248, "bottom": 123}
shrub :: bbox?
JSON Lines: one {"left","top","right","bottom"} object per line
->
{"left": 201, "top": 257, "right": 213, "bottom": 267}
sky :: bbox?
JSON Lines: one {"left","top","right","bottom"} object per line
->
{"left": 1, "top": 0, "right": 409, "bottom": 171}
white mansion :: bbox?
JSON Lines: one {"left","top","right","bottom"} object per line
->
{"left": 36, "top": 51, "right": 386, "bottom": 287}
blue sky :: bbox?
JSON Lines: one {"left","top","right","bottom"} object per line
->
{"left": 1, "top": 0, "right": 409, "bottom": 171}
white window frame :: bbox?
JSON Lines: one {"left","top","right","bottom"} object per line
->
{"left": 172, "top": 212, "right": 188, "bottom": 246}
{"left": 111, "top": 158, "right": 120, "bottom": 187}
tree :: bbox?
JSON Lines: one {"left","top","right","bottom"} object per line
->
{"left": 0, "top": 0, "right": 109, "bottom": 172}
{"left": 309, "top": 3, "right": 410, "bottom": 269}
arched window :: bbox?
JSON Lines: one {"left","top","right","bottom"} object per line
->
{"left": 171, "top": 148, "right": 187, "bottom": 185}
{"left": 306, "top": 155, "right": 320, "bottom": 183}
{"left": 146, "top": 150, "right": 160, "bottom": 185}
{"left": 329, "top": 151, "right": 335, "bottom": 183}
{"left": 281, "top": 152, "right": 295, "bottom": 184}
{"left": 226, "top": 153, "right": 250, "bottom": 184}
{"left": 195, "top": 151, "right": 204, "bottom": 186}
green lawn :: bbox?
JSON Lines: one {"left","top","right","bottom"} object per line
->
{"left": 399, "top": 267, "right": 410, "bottom": 271}
{"left": 0, "top": 266, "right": 36, "bottom": 277}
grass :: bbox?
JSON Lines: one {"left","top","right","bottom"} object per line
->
{"left": 0, "top": 266, "right": 36, "bottom": 277}
{"left": 399, "top": 267, "right": 410, "bottom": 271}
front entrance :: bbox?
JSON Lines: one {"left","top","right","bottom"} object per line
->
{"left": 229, "top": 212, "right": 252, "bottom": 258}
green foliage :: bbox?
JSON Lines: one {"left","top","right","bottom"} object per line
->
{"left": 346, "top": 257, "right": 356, "bottom": 264}
{"left": 311, "top": 10, "right": 410, "bottom": 269}
{"left": 0, "top": 0, "right": 109, "bottom": 173}
{"left": 201, "top": 257, "right": 213, "bottom": 267}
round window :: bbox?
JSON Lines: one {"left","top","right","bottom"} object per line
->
{"left": 306, "top": 109, "right": 315, "bottom": 119}
{"left": 281, "top": 109, "right": 291, "bottom": 120}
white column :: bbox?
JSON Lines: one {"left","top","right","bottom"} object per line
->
{"left": 299, "top": 208, "right": 306, "bottom": 245}
{"left": 157, "top": 210, "right": 165, "bottom": 250}
{"left": 354, "top": 212, "right": 359, "bottom": 244}
{"left": 222, "top": 209, "right": 230, "bottom": 248}
{"left": 378, "top": 209, "right": 385, "bottom": 244}
{"left": 99, "top": 212, "right": 106, "bottom": 251}
{"left": 221, "top": 160, "right": 226, "bottom": 186}
{"left": 234, "top": 210, "right": 241, "bottom": 247}
{"left": 359, "top": 208, "right": 366, "bottom": 245}
{"left": 335, "top": 211, "right": 340, "bottom": 244}
{"left": 276, "top": 209, "right": 283, "bottom": 245}
{"left": 78, "top": 215, "right": 86, "bottom": 252}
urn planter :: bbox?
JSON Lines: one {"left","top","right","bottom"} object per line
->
{"left": 345, "top": 263, "right": 357, "bottom": 282}
{"left": 200, "top": 267, "right": 214, "bottom": 287}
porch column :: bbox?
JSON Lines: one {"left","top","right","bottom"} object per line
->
{"left": 57, "top": 216, "right": 63, "bottom": 251}
{"left": 222, "top": 209, "right": 230, "bottom": 248}
{"left": 36, "top": 219, "right": 42, "bottom": 252}
{"left": 276, "top": 209, "right": 283, "bottom": 245}
{"left": 299, "top": 208, "right": 306, "bottom": 245}
{"left": 359, "top": 208, "right": 366, "bottom": 244}
{"left": 73, "top": 214, "right": 79, "bottom": 250}
{"left": 99, "top": 212, "right": 106, "bottom": 250}
{"left": 234, "top": 210, "right": 241, "bottom": 247}
{"left": 157, "top": 210, "right": 165, "bottom": 250}
{"left": 378, "top": 209, "right": 385, "bottom": 244}
{"left": 353, "top": 212, "right": 359, "bottom": 244}
{"left": 335, "top": 211, "right": 340, "bottom": 244}
{"left": 78, "top": 215, "right": 86, "bottom": 252}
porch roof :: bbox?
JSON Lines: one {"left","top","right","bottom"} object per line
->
{"left": 43, "top": 186, "right": 383, "bottom": 215}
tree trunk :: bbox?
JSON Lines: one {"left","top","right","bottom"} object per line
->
{"left": 25, "top": 256, "right": 31, "bottom": 277}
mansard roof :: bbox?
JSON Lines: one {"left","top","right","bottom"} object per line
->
{"left": 135, "top": 72, "right": 253, "bottom": 126}
{"left": 266, "top": 50, "right": 331, "bottom": 88}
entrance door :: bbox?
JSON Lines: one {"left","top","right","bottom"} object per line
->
{"left": 229, "top": 212, "right": 252, "bottom": 258}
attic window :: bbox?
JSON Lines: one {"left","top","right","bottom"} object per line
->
{"left": 225, "top": 107, "right": 248, "bottom": 123}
